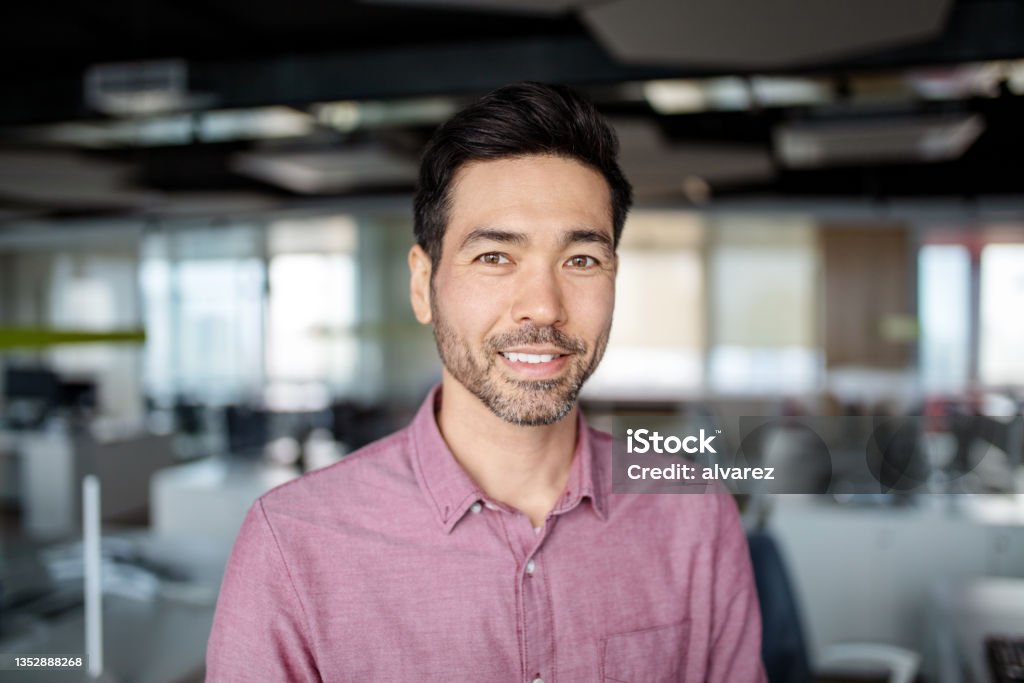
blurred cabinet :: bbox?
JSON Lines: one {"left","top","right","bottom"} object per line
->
{"left": 767, "top": 496, "right": 1024, "bottom": 668}
{"left": 20, "top": 427, "right": 175, "bottom": 538}
{"left": 821, "top": 225, "right": 913, "bottom": 369}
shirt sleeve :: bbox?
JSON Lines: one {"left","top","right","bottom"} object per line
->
{"left": 206, "top": 499, "right": 321, "bottom": 682}
{"left": 706, "top": 492, "right": 768, "bottom": 683}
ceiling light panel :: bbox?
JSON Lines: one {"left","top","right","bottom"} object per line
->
{"left": 774, "top": 113, "right": 985, "bottom": 168}
{"left": 584, "top": 0, "right": 953, "bottom": 68}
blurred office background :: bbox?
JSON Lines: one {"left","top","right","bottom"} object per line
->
{"left": 1, "top": 0, "right": 1023, "bottom": 681}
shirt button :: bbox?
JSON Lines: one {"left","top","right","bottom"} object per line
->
{"left": 525, "top": 559, "right": 536, "bottom": 575}
{"left": 470, "top": 502, "right": 482, "bottom": 514}
{"left": 532, "top": 677, "right": 544, "bottom": 683}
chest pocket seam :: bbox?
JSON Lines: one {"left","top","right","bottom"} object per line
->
{"left": 601, "top": 619, "right": 691, "bottom": 683}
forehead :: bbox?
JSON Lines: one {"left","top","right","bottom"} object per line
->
{"left": 445, "top": 155, "right": 613, "bottom": 244}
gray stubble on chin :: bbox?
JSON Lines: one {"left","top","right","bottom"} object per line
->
{"left": 430, "top": 315, "right": 605, "bottom": 427}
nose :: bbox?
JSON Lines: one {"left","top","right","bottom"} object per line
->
{"left": 510, "top": 264, "right": 567, "bottom": 328}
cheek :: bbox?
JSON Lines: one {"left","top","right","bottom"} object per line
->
{"left": 569, "top": 279, "right": 615, "bottom": 333}
{"left": 434, "top": 271, "right": 509, "bottom": 335}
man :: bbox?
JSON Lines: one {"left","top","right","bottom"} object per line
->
{"left": 206, "top": 82, "right": 766, "bottom": 682}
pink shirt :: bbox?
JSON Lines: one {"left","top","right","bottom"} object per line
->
{"left": 206, "top": 387, "right": 766, "bottom": 682}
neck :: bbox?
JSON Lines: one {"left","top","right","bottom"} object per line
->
{"left": 436, "top": 371, "right": 578, "bottom": 527}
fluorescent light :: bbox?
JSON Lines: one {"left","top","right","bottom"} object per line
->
{"left": 907, "top": 62, "right": 1004, "bottom": 100}
{"left": 645, "top": 76, "right": 830, "bottom": 114}
{"left": 197, "top": 107, "right": 315, "bottom": 142}
{"left": 1008, "top": 60, "right": 1024, "bottom": 95}
{"left": 231, "top": 146, "right": 417, "bottom": 194}
{"left": 18, "top": 107, "right": 314, "bottom": 148}
{"left": 84, "top": 59, "right": 213, "bottom": 116}
{"left": 314, "top": 97, "right": 457, "bottom": 132}
{"left": 749, "top": 76, "right": 831, "bottom": 107}
{"left": 643, "top": 80, "right": 707, "bottom": 114}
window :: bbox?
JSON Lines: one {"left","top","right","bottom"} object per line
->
{"left": 707, "top": 218, "right": 821, "bottom": 394}
{"left": 264, "top": 216, "right": 360, "bottom": 406}
{"left": 266, "top": 253, "right": 357, "bottom": 383}
{"left": 583, "top": 212, "right": 704, "bottom": 399}
{"left": 919, "top": 244, "right": 970, "bottom": 392}
{"left": 979, "top": 243, "right": 1024, "bottom": 386}
{"left": 140, "top": 225, "right": 265, "bottom": 404}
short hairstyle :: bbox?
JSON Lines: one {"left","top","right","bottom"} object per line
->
{"left": 413, "top": 81, "right": 633, "bottom": 267}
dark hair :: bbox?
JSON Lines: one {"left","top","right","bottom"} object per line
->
{"left": 413, "top": 81, "right": 633, "bottom": 267}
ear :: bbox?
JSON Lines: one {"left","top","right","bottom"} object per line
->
{"left": 408, "top": 244, "right": 433, "bottom": 324}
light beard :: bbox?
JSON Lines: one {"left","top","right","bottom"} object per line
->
{"left": 431, "top": 308, "right": 609, "bottom": 427}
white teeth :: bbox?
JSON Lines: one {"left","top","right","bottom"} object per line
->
{"left": 502, "top": 352, "right": 558, "bottom": 364}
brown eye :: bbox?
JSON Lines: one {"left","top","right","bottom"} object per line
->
{"left": 566, "top": 255, "right": 597, "bottom": 269}
{"left": 478, "top": 253, "right": 510, "bottom": 265}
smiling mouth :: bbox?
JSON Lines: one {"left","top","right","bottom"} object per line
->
{"left": 499, "top": 352, "right": 569, "bottom": 364}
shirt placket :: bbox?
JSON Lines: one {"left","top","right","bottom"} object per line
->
{"left": 496, "top": 508, "right": 557, "bottom": 683}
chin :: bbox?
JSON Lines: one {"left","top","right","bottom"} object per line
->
{"left": 482, "top": 379, "right": 581, "bottom": 427}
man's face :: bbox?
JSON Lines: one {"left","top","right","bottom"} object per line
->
{"left": 412, "top": 154, "right": 617, "bottom": 426}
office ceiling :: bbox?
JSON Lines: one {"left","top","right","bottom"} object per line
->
{"left": 1, "top": 0, "right": 1024, "bottom": 224}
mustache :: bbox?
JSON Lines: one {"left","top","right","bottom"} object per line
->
{"left": 486, "top": 325, "right": 586, "bottom": 355}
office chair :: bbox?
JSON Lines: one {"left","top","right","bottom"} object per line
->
{"left": 949, "top": 410, "right": 1023, "bottom": 492}
{"left": 748, "top": 530, "right": 814, "bottom": 683}
{"left": 748, "top": 531, "right": 920, "bottom": 683}
{"left": 224, "top": 404, "right": 270, "bottom": 458}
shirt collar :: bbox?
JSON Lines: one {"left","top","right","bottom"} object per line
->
{"left": 549, "top": 407, "right": 607, "bottom": 522}
{"left": 409, "top": 384, "right": 607, "bottom": 534}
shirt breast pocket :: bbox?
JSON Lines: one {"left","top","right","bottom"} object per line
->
{"left": 601, "top": 620, "right": 691, "bottom": 683}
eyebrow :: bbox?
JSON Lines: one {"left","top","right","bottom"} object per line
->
{"left": 458, "top": 228, "right": 528, "bottom": 252}
{"left": 457, "top": 226, "right": 615, "bottom": 255}
{"left": 561, "top": 228, "right": 614, "bottom": 255}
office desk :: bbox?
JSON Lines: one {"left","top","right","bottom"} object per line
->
{"left": 17, "top": 427, "right": 175, "bottom": 539}
{"left": 929, "top": 578, "right": 1024, "bottom": 683}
